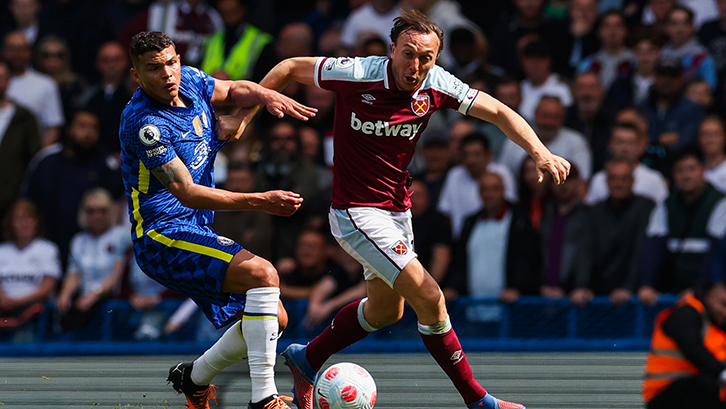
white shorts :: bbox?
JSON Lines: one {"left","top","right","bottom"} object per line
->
{"left": 329, "top": 207, "right": 417, "bottom": 288}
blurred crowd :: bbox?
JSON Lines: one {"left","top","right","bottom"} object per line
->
{"left": 1, "top": 0, "right": 725, "bottom": 343}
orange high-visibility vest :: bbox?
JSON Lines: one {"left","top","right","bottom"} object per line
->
{"left": 642, "top": 294, "right": 726, "bottom": 402}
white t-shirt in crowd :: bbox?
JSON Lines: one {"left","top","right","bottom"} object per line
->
{"left": 438, "top": 162, "right": 517, "bottom": 238}
{"left": 497, "top": 126, "right": 593, "bottom": 181}
{"left": 519, "top": 74, "right": 573, "bottom": 122}
{"left": 67, "top": 225, "right": 130, "bottom": 296}
{"left": 7, "top": 69, "right": 64, "bottom": 133}
{"left": 706, "top": 159, "right": 726, "bottom": 194}
{"left": 586, "top": 163, "right": 669, "bottom": 205}
{"left": 0, "top": 238, "right": 61, "bottom": 300}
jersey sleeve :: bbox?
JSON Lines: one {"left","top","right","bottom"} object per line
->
{"left": 426, "top": 65, "right": 478, "bottom": 115}
{"left": 126, "top": 115, "right": 178, "bottom": 170}
{"left": 183, "top": 65, "right": 216, "bottom": 103}
{"left": 315, "top": 56, "right": 373, "bottom": 92}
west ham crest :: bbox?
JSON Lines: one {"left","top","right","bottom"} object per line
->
{"left": 411, "top": 95, "right": 430, "bottom": 117}
{"left": 391, "top": 240, "right": 408, "bottom": 255}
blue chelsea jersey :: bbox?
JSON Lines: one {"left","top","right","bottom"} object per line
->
{"left": 120, "top": 66, "right": 224, "bottom": 239}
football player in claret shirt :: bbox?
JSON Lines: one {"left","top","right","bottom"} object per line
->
{"left": 239, "top": 10, "right": 571, "bottom": 409}
{"left": 119, "top": 31, "right": 317, "bottom": 409}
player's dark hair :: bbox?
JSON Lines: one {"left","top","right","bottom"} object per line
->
{"left": 460, "top": 132, "right": 490, "bottom": 152}
{"left": 129, "top": 31, "right": 176, "bottom": 66}
{"left": 390, "top": 9, "right": 444, "bottom": 55}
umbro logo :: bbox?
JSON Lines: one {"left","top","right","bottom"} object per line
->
{"left": 450, "top": 350, "right": 464, "bottom": 365}
{"left": 361, "top": 94, "right": 375, "bottom": 105}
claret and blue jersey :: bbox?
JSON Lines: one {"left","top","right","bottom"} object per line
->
{"left": 120, "top": 65, "right": 223, "bottom": 239}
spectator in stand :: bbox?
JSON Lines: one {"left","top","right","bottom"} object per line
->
{"left": 446, "top": 172, "right": 540, "bottom": 303}
{"left": 78, "top": 41, "right": 133, "bottom": 156}
{"left": 41, "top": 0, "right": 115, "bottom": 82}
{"left": 120, "top": 0, "right": 223, "bottom": 68}
{"left": 699, "top": 115, "right": 726, "bottom": 194}
{"left": 56, "top": 188, "right": 128, "bottom": 332}
{"left": 518, "top": 40, "right": 574, "bottom": 123}
{"left": 211, "top": 161, "right": 274, "bottom": 261}
{"left": 410, "top": 0, "right": 485, "bottom": 72}
{"left": 199, "top": 0, "right": 276, "bottom": 82}
{"left": 488, "top": 0, "right": 570, "bottom": 78}
{"left": 0, "top": 0, "right": 51, "bottom": 46}
{"left": 410, "top": 179, "right": 452, "bottom": 286}
{"left": 642, "top": 56, "right": 704, "bottom": 169}
{"left": 661, "top": 6, "right": 718, "bottom": 90}
{"left": 280, "top": 229, "right": 338, "bottom": 300}
{"left": 577, "top": 159, "right": 656, "bottom": 305}
{"left": 357, "top": 35, "right": 388, "bottom": 57}
{"left": 413, "top": 137, "right": 452, "bottom": 208}
{"left": 577, "top": 11, "right": 636, "bottom": 92}
{"left": 518, "top": 156, "right": 552, "bottom": 231}
{"left": 22, "top": 109, "right": 123, "bottom": 265}
{"left": 0, "top": 59, "right": 40, "bottom": 222}
{"left": 127, "top": 259, "right": 171, "bottom": 340}
{"left": 698, "top": 0, "right": 726, "bottom": 82}
{"left": 565, "top": 71, "right": 619, "bottom": 173}
{"left": 479, "top": 78, "right": 523, "bottom": 161}
{"left": 565, "top": 0, "right": 601, "bottom": 76}
{"left": 684, "top": 77, "right": 715, "bottom": 112}
{"left": 34, "top": 35, "right": 87, "bottom": 134}
{"left": 539, "top": 164, "right": 588, "bottom": 300}
{"left": 303, "top": 244, "right": 366, "bottom": 331}
{"left": 256, "top": 120, "right": 319, "bottom": 261}
{"left": 339, "top": 0, "right": 401, "bottom": 54}
{"left": 438, "top": 132, "right": 517, "bottom": 239}
{"left": 636, "top": 0, "right": 678, "bottom": 40}
{"left": 499, "top": 96, "right": 593, "bottom": 181}
{"left": 607, "top": 31, "right": 663, "bottom": 107}
{"left": 586, "top": 122, "right": 669, "bottom": 205}
{"left": 640, "top": 148, "right": 726, "bottom": 305}
{"left": 2, "top": 30, "right": 64, "bottom": 147}
{"left": 446, "top": 27, "right": 502, "bottom": 93}
{"left": 0, "top": 199, "right": 61, "bottom": 341}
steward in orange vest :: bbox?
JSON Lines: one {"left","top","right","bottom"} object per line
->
{"left": 643, "top": 282, "right": 726, "bottom": 409}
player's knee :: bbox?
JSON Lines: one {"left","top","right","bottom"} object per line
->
{"left": 247, "top": 259, "right": 280, "bottom": 288}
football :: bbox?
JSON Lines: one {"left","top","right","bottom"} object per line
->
{"left": 313, "top": 362, "right": 377, "bottom": 409}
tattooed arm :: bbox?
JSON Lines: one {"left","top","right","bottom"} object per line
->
{"left": 150, "top": 157, "right": 303, "bottom": 216}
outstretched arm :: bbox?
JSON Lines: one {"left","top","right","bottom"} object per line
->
{"left": 211, "top": 73, "right": 318, "bottom": 140}
{"left": 150, "top": 157, "right": 303, "bottom": 215}
{"left": 218, "top": 57, "right": 320, "bottom": 140}
{"left": 468, "top": 92, "right": 571, "bottom": 184}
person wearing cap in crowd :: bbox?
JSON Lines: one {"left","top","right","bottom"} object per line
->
{"left": 641, "top": 56, "right": 704, "bottom": 174}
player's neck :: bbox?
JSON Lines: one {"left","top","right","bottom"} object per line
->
{"left": 170, "top": 95, "right": 187, "bottom": 107}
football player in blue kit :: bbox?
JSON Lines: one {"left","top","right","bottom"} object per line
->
{"left": 119, "top": 31, "right": 317, "bottom": 409}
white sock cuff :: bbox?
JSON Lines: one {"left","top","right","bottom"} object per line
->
{"left": 357, "top": 298, "right": 379, "bottom": 333}
{"left": 417, "top": 315, "right": 452, "bottom": 335}
{"left": 245, "top": 287, "right": 280, "bottom": 315}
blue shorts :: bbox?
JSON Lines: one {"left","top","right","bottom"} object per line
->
{"left": 133, "top": 223, "right": 245, "bottom": 329}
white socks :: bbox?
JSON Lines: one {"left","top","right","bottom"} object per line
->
{"left": 242, "top": 287, "right": 280, "bottom": 403}
{"left": 191, "top": 321, "right": 248, "bottom": 385}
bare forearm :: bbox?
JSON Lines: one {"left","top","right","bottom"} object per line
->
{"left": 469, "top": 93, "right": 549, "bottom": 160}
{"left": 176, "top": 184, "right": 267, "bottom": 211}
{"left": 13, "top": 278, "right": 56, "bottom": 306}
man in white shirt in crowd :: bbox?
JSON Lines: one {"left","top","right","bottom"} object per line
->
{"left": 586, "top": 122, "right": 669, "bottom": 205}
{"left": 518, "top": 40, "right": 573, "bottom": 122}
{"left": 438, "top": 132, "right": 517, "bottom": 238}
{"left": 1, "top": 31, "right": 64, "bottom": 147}
{"left": 498, "top": 96, "right": 592, "bottom": 181}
